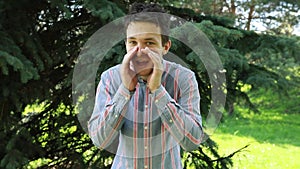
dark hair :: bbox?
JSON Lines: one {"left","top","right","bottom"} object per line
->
{"left": 124, "top": 2, "right": 170, "bottom": 45}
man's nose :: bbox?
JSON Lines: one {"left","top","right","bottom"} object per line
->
{"left": 137, "top": 43, "right": 146, "bottom": 50}
{"left": 136, "top": 43, "right": 146, "bottom": 57}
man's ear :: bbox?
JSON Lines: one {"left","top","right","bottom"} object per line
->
{"left": 163, "top": 40, "right": 171, "bottom": 55}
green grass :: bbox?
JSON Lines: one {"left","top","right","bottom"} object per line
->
{"left": 211, "top": 88, "right": 300, "bottom": 169}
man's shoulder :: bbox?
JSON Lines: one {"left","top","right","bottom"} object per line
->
{"left": 164, "top": 60, "right": 195, "bottom": 76}
{"left": 100, "top": 64, "right": 121, "bottom": 79}
{"left": 102, "top": 64, "right": 121, "bottom": 74}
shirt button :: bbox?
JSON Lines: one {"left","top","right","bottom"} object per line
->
{"left": 115, "top": 114, "right": 118, "bottom": 118}
{"left": 145, "top": 166, "right": 148, "bottom": 168}
{"left": 144, "top": 126, "right": 148, "bottom": 130}
{"left": 169, "top": 119, "right": 173, "bottom": 123}
{"left": 145, "top": 105, "right": 148, "bottom": 108}
{"left": 144, "top": 146, "right": 148, "bottom": 150}
{"left": 155, "top": 100, "right": 158, "bottom": 103}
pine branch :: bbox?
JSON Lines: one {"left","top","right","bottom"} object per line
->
{"left": 209, "top": 144, "right": 250, "bottom": 162}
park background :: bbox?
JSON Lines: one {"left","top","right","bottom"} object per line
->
{"left": 0, "top": 0, "right": 299, "bottom": 168}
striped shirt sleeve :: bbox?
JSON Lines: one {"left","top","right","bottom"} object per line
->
{"left": 88, "top": 69, "right": 131, "bottom": 150}
{"left": 151, "top": 71, "right": 203, "bottom": 151}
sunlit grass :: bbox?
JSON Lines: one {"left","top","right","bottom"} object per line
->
{"left": 212, "top": 133, "right": 300, "bottom": 169}
{"left": 211, "top": 88, "right": 300, "bottom": 169}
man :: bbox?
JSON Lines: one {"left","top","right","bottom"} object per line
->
{"left": 88, "top": 2, "right": 203, "bottom": 169}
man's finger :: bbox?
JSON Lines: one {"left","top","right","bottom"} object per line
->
{"left": 127, "top": 46, "right": 139, "bottom": 60}
{"left": 142, "top": 47, "right": 162, "bottom": 68}
{"left": 123, "top": 46, "right": 138, "bottom": 66}
{"left": 141, "top": 47, "right": 159, "bottom": 57}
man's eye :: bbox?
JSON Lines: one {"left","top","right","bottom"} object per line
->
{"left": 128, "top": 41, "right": 137, "bottom": 45}
{"left": 146, "top": 42, "right": 155, "bottom": 45}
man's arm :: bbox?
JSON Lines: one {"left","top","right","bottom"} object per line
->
{"left": 89, "top": 46, "right": 139, "bottom": 150}
{"left": 88, "top": 69, "right": 131, "bottom": 150}
{"left": 152, "top": 71, "right": 203, "bottom": 151}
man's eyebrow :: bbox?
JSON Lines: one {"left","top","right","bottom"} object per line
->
{"left": 126, "top": 37, "right": 159, "bottom": 42}
{"left": 144, "top": 37, "right": 158, "bottom": 41}
{"left": 127, "top": 37, "right": 136, "bottom": 39}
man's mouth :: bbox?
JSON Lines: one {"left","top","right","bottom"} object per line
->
{"left": 135, "top": 60, "right": 149, "bottom": 67}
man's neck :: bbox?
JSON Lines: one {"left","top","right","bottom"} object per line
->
{"left": 140, "top": 76, "right": 148, "bottom": 81}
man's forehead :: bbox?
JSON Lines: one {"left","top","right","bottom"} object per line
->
{"left": 126, "top": 21, "right": 162, "bottom": 37}
{"left": 126, "top": 33, "right": 161, "bottom": 40}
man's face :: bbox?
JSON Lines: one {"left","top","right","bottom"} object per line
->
{"left": 125, "top": 21, "right": 170, "bottom": 77}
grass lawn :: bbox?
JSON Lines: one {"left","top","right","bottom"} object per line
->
{"left": 211, "top": 89, "right": 300, "bottom": 169}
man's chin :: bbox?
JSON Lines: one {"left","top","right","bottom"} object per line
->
{"left": 136, "top": 69, "right": 153, "bottom": 77}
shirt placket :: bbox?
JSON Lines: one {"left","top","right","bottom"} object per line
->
{"left": 144, "top": 86, "right": 150, "bottom": 169}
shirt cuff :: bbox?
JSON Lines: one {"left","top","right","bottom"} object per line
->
{"left": 151, "top": 85, "right": 177, "bottom": 126}
{"left": 112, "top": 84, "right": 133, "bottom": 115}
{"left": 151, "top": 85, "right": 172, "bottom": 111}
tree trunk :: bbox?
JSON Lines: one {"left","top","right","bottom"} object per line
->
{"left": 246, "top": 0, "right": 255, "bottom": 30}
{"left": 231, "top": 0, "right": 236, "bottom": 15}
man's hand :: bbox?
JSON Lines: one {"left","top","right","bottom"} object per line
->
{"left": 141, "top": 47, "right": 163, "bottom": 93}
{"left": 120, "top": 46, "right": 138, "bottom": 91}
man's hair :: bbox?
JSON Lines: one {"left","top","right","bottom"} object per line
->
{"left": 124, "top": 2, "right": 170, "bottom": 45}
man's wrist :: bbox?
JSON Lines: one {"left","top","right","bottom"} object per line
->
{"left": 149, "top": 86, "right": 160, "bottom": 93}
{"left": 129, "top": 88, "right": 136, "bottom": 95}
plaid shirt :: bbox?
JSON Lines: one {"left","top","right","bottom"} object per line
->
{"left": 88, "top": 60, "right": 203, "bottom": 169}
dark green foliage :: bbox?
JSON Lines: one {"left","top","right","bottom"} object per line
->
{"left": 0, "top": 0, "right": 299, "bottom": 168}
